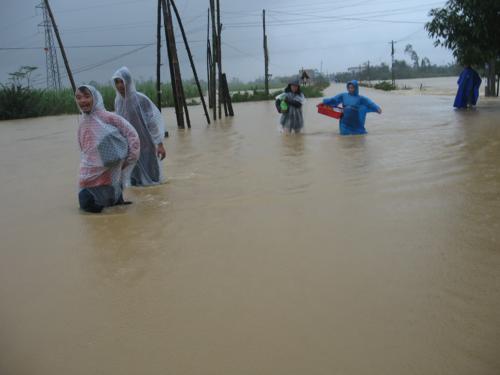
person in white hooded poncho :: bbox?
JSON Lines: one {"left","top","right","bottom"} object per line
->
{"left": 275, "top": 79, "right": 306, "bottom": 133}
{"left": 75, "top": 85, "right": 140, "bottom": 213}
{"left": 112, "top": 67, "right": 166, "bottom": 186}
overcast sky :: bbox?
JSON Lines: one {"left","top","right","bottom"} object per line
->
{"left": 0, "top": 0, "right": 454, "bottom": 88}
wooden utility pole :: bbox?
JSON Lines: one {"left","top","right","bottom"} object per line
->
{"left": 486, "top": 59, "right": 497, "bottom": 97}
{"left": 170, "top": 0, "right": 210, "bottom": 124}
{"left": 221, "top": 73, "right": 234, "bottom": 116}
{"left": 216, "top": 0, "right": 223, "bottom": 119}
{"left": 210, "top": 0, "right": 217, "bottom": 120}
{"left": 206, "top": 8, "right": 213, "bottom": 109}
{"left": 43, "top": 0, "right": 75, "bottom": 91}
{"left": 161, "top": 0, "right": 187, "bottom": 128}
{"left": 263, "top": 9, "right": 269, "bottom": 96}
{"left": 156, "top": 0, "right": 162, "bottom": 111}
{"left": 366, "top": 60, "right": 370, "bottom": 84}
{"left": 390, "top": 40, "right": 395, "bottom": 87}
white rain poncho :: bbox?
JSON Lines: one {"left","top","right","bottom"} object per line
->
{"left": 77, "top": 85, "right": 140, "bottom": 209}
{"left": 275, "top": 82, "right": 306, "bottom": 133}
{"left": 112, "top": 67, "right": 166, "bottom": 186}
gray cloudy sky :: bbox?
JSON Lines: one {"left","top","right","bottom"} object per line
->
{"left": 0, "top": 0, "right": 453, "bottom": 87}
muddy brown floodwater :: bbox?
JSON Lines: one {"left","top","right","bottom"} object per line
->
{"left": 1, "top": 82, "right": 500, "bottom": 375}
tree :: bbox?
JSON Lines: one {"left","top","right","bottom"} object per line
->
{"left": 8, "top": 66, "right": 38, "bottom": 88}
{"left": 404, "top": 44, "right": 420, "bottom": 69}
{"left": 421, "top": 57, "right": 431, "bottom": 70}
{"left": 425, "top": 0, "right": 500, "bottom": 96}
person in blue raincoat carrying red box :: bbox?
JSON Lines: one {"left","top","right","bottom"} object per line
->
{"left": 322, "top": 80, "right": 382, "bottom": 135}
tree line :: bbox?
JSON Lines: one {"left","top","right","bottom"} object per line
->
{"left": 426, "top": 0, "right": 499, "bottom": 97}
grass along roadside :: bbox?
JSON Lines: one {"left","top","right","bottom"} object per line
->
{"left": 1, "top": 79, "right": 329, "bottom": 120}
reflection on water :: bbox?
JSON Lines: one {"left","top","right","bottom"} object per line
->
{"left": 1, "top": 83, "right": 500, "bottom": 375}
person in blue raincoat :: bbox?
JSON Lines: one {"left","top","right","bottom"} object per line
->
{"left": 322, "top": 80, "right": 382, "bottom": 135}
{"left": 453, "top": 66, "right": 482, "bottom": 109}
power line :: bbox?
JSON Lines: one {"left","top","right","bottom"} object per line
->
{"left": 0, "top": 39, "right": 205, "bottom": 51}
{"left": 54, "top": 0, "right": 152, "bottom": 13}
{"left": 224, "top": 18, "right": 426, "bottom": 29}
{"left": 0, "top": 43, "right": 153, "bottom": 50}
{"left": 222, "top": 2, "right": 442, "bottom": 29}
{"left": 31, "top": 44, "right": 153, "bottom": 86}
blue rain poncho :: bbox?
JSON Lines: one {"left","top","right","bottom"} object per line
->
{"left": 112, "top": 67, "right": 166, "bottom": 186}
{"left": 453, "top": 67, "right": 481, "bottom": 108}
{"left": 275, "top": 82, "right": 305, "bottom": 133}
{"left": 322, "top": 80, "right": 380, "bottom": 135}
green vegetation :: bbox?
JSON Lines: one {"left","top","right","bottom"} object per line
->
{"left": 374, "top": 81, "right": 397, "bottom": 91}
{"left": 0, "top": 66, "right": 331, "bottom": 120}
{"left": 426, "top": 0, "right": 499, "bottom": 96}
{"left": 333, "top": 58, "right": 462, "bottom": 83}
{"left": 0, "top": 68, "right": 203, "bottom": 121}
{"left": 358, "top": 81, "right": 397, "bottom": 91}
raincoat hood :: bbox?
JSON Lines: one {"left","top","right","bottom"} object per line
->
{"left": 322, "top": 80, "right": 381, "bottom": 135}
{"left": 346, "top": 80, "right": 359, "bottom": 96}
{"left": 76, "top": 85, "right": 105, "bottom": 114}
{"left": 112, "top": 66, "right": 136, "bottom": 97}
{"left": 285, "top": 78, "right": 302, "bottom": 94}
{"left": 112, "top": 66, "right": 166, "bottom": 186}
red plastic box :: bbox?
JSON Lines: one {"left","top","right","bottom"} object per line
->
{"left": 317, "top": 103, "right": 343, "bottom": 119}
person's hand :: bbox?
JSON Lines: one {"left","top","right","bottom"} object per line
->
{"left": 157, "top": 143, "right": 166, "bottom": 160}
{"left": 377, "top": 107, "right": 382, "bottom": 114}
{"left": 122, "top": 160, "right": 129, "bottom": 170}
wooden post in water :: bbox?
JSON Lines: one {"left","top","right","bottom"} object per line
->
{"left": 221, "top": 73, "right": 233, "bottom": 116}
{"left": 156, "top": 0, "right": 162, "bottom": 110}
{"left": 43, "top": 0, "right": 75, "bottom": 91}
{"left": 263, "top": 9, "right": 269, "bottom": 96}
{"left": 161, "top": 0, "right": 188, "bottom": 128}
{"left": 210, "top": 0, "right": 217, "bottom": 121}
{"left": 216, "top": 0, "right": 223, "bottom": 119}
{"left": 156, "top": 0, "right": 170, "bottom": 136}
{"left": 390, "top": 40, "right": 395, "bottom": 87}
{"left": 206, "top": 8, "right": 213, "bottom": 109}
{"left": 170, "top": 0, "right": 210, "bottom": 124}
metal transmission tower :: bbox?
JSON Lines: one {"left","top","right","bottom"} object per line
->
{"left": 37, "top": 1, "right": 62, "bottom": 90}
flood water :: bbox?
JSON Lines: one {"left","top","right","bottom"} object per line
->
{"left": 1, "top": 82, "right": 500, "bottom": 375}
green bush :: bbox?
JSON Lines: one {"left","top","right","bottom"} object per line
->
{"left": 374, "top": 81, "right": 396, "bottom": 91}
{"left": 0, "top": 84, "right": 43, "bottom": 120}
{"left": 0, "top": 80, "right": 205, "bottom": 120}
{"left": 0, "top": 75, "right": 329, "bottom": 119}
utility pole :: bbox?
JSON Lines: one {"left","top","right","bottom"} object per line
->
{"left": 156, "top": 0, "right": 162, "bottom": 111}
{"left": 366, "top": 60, "right": 370, "bottom": 84}
{"left": 36, "top": 1, "right": 61, "bottom": 90}
{"left": 204, "top": 0, "right": 234, "bottom": 120}
{"left": 156, "top": 0, "right": 169, "bottom": 137}
{"left": 161, "top": 0, "right": 187, "bottom": 128}
{"left": 41, "top": 0, "right": 75, "bottom": 91}
{"left": 216, "top": 0, "right": 223, "bottom": 119}
{"left": 263, "top": 9, "right": 269, "bottom": 96}
{"left": 170, "top": 0, "right": 210, "bottom": 124}
{"left": 221, "top": 73, "right": 234, "bottom": 116}
{"left": 390, "top": 40, "right": 395, "bottom": 87}
{"left": 210, "top": 0, "right": 217, "bottom": 120}
{"left": 206, "top": 8, "right": 213, "bottom": 109}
